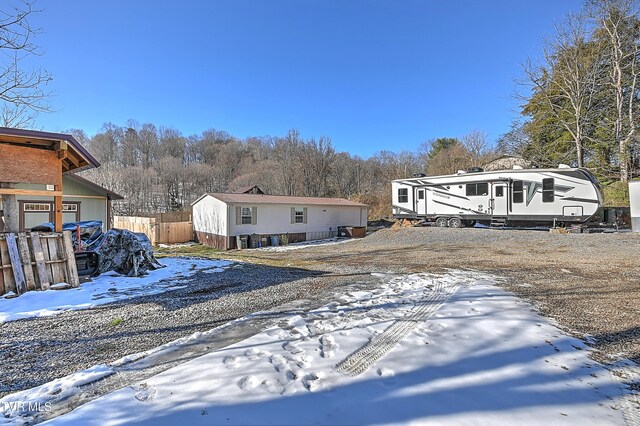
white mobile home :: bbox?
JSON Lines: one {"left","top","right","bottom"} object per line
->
{"left": 192, "top": 193, "right": 368, "bottom": 249}
{"left": 392, "top": 167, "right": 603, "bottom": 227}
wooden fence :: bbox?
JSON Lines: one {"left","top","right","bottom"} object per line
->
{"left": 114, "top": 216, "right": 193, "bottom": 245}
{"left": 0, "top": 231, "right": 79, "bottom": 297}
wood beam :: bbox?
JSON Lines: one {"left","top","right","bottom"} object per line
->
{"left": 0, "top": 188, "right": 63, "bottom": 197}
{"left": 54, "top": 157, "right": 63, "bottom": 232}
{"left": 54, "top": 184, "right": 62, "bottom": 232}
{"left": 54, "top": 140, "right": 68, "bottom": 151}
{"left": 65, "top": 150, "right": 80, "bottom": 168}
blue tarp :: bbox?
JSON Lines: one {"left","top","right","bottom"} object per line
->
{"left": 35, "top": 221, "right": 105, "bottom": 250}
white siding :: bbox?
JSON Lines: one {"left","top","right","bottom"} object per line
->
{"left": 230, "top": 204, "right": 366, "bottom": 236}
{"left": 193, "top": 195, "right": 228, "bottom": 235}
{"left": 630, "top": 181, "right": 640, "bottom": 232}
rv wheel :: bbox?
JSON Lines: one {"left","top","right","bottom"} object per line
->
{"left": 448, "top": 217, "right": 464, "bottom": 228}
{"left": 435, "top": 217, "right": 449, "bottom": 227}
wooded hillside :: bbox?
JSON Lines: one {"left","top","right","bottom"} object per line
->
{"left": 74, "top": 124, "right": 495, "bottom": 218}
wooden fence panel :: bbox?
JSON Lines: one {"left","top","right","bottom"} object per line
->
{"left": 114, "top": 216, "right": 157, "bottom": 245}
{"left": 0, "top": 238, "right": 14, "bottom": 294}
{"left": 62, "top": 231, "right": 80, "bottom": 287}
{"left": 114, "top": 216, "right": 193, "bottom": 245}
{"left": 5, "top": 233, "right": 26, "bottom": 295}
{"left": 0, "top": 232, "right": 79, "bottom": 297}
{"left": 30, "top": 232, "right": 50, "bottom": 290}
{"left": 157, "top": 222, "right": 193, "bottom": 244}
{"left": 17, "top": 233, "right": 36, "bottom": 291}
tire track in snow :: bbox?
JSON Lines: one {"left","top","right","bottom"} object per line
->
{"left": 335, "top": 280, "right": 459, "bottom": 376}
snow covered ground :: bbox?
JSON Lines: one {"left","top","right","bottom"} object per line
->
{"left": 0, "top": 257, "right": 231, "bottom": 322}
{"left": 2, "top": 270, "right": 634, "bottom": 425}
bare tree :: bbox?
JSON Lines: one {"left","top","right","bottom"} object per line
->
{"left": 461, "top": 130, "right": 491, "bottom": 167}
{"left": 522, "top": 13, "right": 604, "bottom": 168}
{"left": 0, "top": 0, "right": 52, "bottom": 232}
{"left": 0, "top": 0, "right": 52, "bottom": 126}
{"left": 588, "top": 0, "right": 640, "bottom": 182}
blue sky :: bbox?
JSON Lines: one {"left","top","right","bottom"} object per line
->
{"left": 28, "top": 0, "right": 583, "bottom": 157}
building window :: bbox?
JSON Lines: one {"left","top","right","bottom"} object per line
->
{"left": 24, "top": 203, "right": 51, "bottom": 212}
{"left": 418, "top": 190, "right": 424, "bottom": 200}
{"left": 495, "top": 186, "right": 504, "bottom": 197}
{"left": 466, "top": 182, "right": 488, "bottom": 196}
{"left": 291, "top": 207, "right": 307, "bottom": 224}
{"left": 241, "top": 207, "right": 253, "bottom": 224}
{"left": 62, "top": 204, "right": 78, "bottom": 212}
{"left": 398, "top": 188, "right": 408, "bottom": 203}
{"left": 542, "top": 178, "right": 554, "bottom": 203}
{"left": 513, "top": 180, "right": 524, "bottom": 203}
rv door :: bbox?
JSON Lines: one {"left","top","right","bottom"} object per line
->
{"left": 491, "top": 183, "right": 508, "bottom": 216}
{"left": 416, "top": 188, "right": 426, "bottom": 216}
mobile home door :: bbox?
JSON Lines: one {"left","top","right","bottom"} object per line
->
{"left": 490, "top": 183, "right": 508, "bottom": 215}
{"left": 416, "top": 188, "right": 426, "bottom": 215}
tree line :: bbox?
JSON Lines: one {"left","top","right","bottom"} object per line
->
{"left": 71, "top": 123, "right": 495, "bottom": 217}
{"left": 501, "top": 0, "right": 640, "bottom": 186}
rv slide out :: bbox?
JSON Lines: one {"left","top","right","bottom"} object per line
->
{"left": 391, "top": 167, "right": 603, "bottom": 227}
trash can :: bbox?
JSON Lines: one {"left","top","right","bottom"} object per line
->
{"left": 280, "top": 233, "right": 289, "bottom": 245}
{"left": 236, "top": 235, "right": 249, "bottom": 250}
{"left": 249, "top": 234, "right": 259, "bottom": 249}
{"left": 260, "top": 236, "right": 268, "bottom": 247}
{"left": 270, "top": 235, "right": 279, "bottom": 246}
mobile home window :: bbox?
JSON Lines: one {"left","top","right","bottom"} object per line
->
{"left": 465, "top": 182, "right": 488, "bottom": 196}
{"left": 241, "top": 207, "right": 253, "bottom": 224}
{"left": 495, "top": 186, "right": 504, "bottom": 197}
{"left": 513, "top": 180, "right": 524, "bottom": 203}
{"left": 418, "top": 190, "right": 424, "bottom": 200}
{"left": 542, "top": 178, "right": 554, "bottom": 203}
{"left": 398, "top": 188, "right": 408, "bottom": 203}
{"left": 290, "top": 207, "right": 307, "bottom": 224}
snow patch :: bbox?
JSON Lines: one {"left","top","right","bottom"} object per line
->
{"left": 0, "top": 258, "right": 232, "bottom": 323}
{"left": 10, "top": 270, "right": 633, "bottom": 425}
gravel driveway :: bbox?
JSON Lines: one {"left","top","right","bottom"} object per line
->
{"left": 1, "top": 226, "right": 639, "bottom": 399}
{"left": 0, "top": 262, "right": 377, "bottom": 398}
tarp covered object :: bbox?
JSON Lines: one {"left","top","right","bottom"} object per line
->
{"left": 34, "top": 221, "right": 163, "bottom": 277}
{"left": 95, "top": 228, "right": 164, "bottom": 276}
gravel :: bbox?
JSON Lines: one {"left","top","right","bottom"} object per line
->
{"left": 0, "top": 262, "right": 377, "bottom": 398}
{"left": 277, "top": 227, "right": 640, "bottom": 364}
{"left": 1, "top": 226, "right": 639, "bottom": 398}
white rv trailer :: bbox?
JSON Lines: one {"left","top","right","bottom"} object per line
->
{"left": 391, "top": 167, "right": 603, "bottom": 227}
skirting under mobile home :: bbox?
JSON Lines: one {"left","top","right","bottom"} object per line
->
{"left": 192, "top": 193, "right": 368, "bottom": 249}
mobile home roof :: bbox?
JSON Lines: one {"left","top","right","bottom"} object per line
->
{"left": 198, "top": 193, "right": 368, "bottom": 207}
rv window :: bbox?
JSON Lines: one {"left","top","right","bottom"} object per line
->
{"left": 513, "top": 180, "right": 524, "bottom": 203}
{"left": 542, "top": 178, "right": 554, "bottom": 202}
{"left": 418, "top": 190, "right": 424, "bottom": 200}
{"left": 398, "top": 188, "right": 408, "bottom": 203}
{"left": 495, "top": 186, "right": 504, "bottom": 197}
{"left": 465, "top": 183, "right": 489, "bottom": 197}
